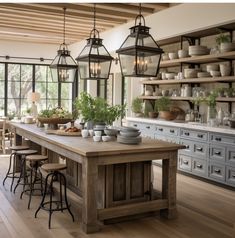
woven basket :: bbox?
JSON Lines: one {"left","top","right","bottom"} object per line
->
{"left": 37, "top": 117, "right": 72, "bottom": 124}
{"left": 158, "top": 111, "right": 178, "bottom": 121}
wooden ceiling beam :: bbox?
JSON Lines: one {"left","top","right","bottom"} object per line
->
{"left": 141, "top": 3, "right": 170, "bottom": 11}
{"left": 0, "top": 7, "right": 116, "bottom": 27}
{"left": 0, "top": 3, "right": 127, "bottom": 24}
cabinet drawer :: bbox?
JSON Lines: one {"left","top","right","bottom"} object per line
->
{"left": 154, "top": 134, "right": 179, "bottom": 144}
{"left": 141, "top": 124, "right": 155, "bottom": 137}
{"left": 178, "top": 154, "right": 191, "bottom": 172}
{"left": 208, "top": 162, "right": 225, "bottom": 182}
{"left": 226, "top": 166, "right": 235, "bottom": 186}
{"left": 209, "top": 145, "right": 226, "bottom": 162}
{"left": 129, "top": 122, "right": 143, "bottom": 130}
{"left": 192, "top": 158, "right": 207, "bottom": 177}
{"left": 210, "top": 133, "right": 235, "bottom": 145}
{"left": 179, "top": 139, "right": 192, "bottom": 154}
{"left": 192, "top": 141, "right": 208, "bottom": 158}
{"left": 155, "top": 126, "right": 179, "bottom": 136}
{"left": 226, "top": 147, "right": 235, "bottom": 166}
{"left": 180, "top": 129, "right": 207, "bottom": 141}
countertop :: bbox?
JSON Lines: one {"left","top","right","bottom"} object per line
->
{"left": 126, "top": 117, "right": 235, "bottom": 136}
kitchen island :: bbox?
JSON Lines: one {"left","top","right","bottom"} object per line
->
{"left": 10, "top": 122, "right": 184, "bottom": 233}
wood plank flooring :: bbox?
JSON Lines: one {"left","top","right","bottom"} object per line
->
{"left": 0, "top": 155, "right": 234, "bottom": 238}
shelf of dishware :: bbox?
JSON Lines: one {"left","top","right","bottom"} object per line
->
{"left": 159, "top": 50, "right": 235, "bottom": 68}
{"left": 140, "top": 76, "right": 235, "bottom": 85}
{"left": 139, "top": 95, "right": 235, "bottom": 102}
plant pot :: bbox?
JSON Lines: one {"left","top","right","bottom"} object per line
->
{"left": 148, "top": 112, "right": 158, "bottom": 118}
{"left": 158, "top": 111, "right": 177, "bottom": 120}
{"left": 134, "top": 112, "right": 143, "bottom": 117}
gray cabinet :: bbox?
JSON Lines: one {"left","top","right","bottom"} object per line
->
{"left": 126, "top": 119, "right": 235, "bottom": 188}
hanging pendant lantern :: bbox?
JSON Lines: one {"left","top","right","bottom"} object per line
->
{"left": 76, "top": 4, "right": 113, "bottom": 80}
{"left": 116, "top": 4, "right": 164, "bottom": 78}
{"left": 50, "top": 8, "right": 77, "bottom": 83}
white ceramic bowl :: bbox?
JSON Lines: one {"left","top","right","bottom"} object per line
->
{"left": 145, "top": 90, "right": 152, "bottom": 96}
{"left": 93, "top": 136, "right": 101, "bottom": 142}
{"left": 102, "top": 136, "right": 111, "bottom": 142}
{"left": 184, "top": 68, "right": 200, "bottom": 78}
{"left": 210, "top": 70, "right": 221, "bottom": 77}
{"left": 168, "top": 52, "right": 178, "bottom": 60}
{"left": 206, "top": 64, "right": 219, "bottom": 72}
{"left": 188, "top": 45, "right": 210, "bottom": 56}
{"left": 162, "top": 54, "right": 170, "bottom": 61}
{"left": 165, "top": 72, "right": 176, "bottom": 79}
{"left": 178, "top": 49, "right": 189, "bottom": 58}
{"left": 104, "top": 129, "right": 118, "bottom": 136}
{"left": 197, "top": 72, "right": 211, "bottom": 78}
{"left": 220, "top": 42, "right": 235, "bottom": 52}
{"left": 219, "top": 64, "right": 231, "bottom": 76}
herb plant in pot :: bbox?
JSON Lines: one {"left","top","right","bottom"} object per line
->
{"left": 155, "top": 96, "right": 177, "bottom": 120}
{"left": 148, "top": 100, "right": 158, "bottom": 118}
{"left": 216, "top": 32, "right": 235, "bottom": 53}
{"left": 131, "top": 97, "right": 143, "bottom": 117}
{"left": 74, "top": 92, "right": 126, "bottom": 128}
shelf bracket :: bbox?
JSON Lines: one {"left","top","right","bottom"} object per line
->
{"left": 181, "top": 35, "right": 200, "bottom": 47}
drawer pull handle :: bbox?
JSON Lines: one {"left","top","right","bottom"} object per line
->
{"left": 183, "top": 160, "right": 189, "bottom": 165}
{"left": 170, "top": 129, "right": 175, "bottom": 133}
{"left": 146, "top": 126, "right": 150, "bottom": 129}
{"left": 232, "top": 175, "right": 235, "bottom": 178}
{"left": 214, "top": 169, "right": 221, "bottom": 173}
{"left": 196, "top": 164, "right": 202, "bottom": 169}
{"left": 215, "top": 151, "right": 221, "bottom": 155}
{"left": 215, "top": 137, "right": 221, "bottom": 141}
{"left": 159, "top": 128, "right": 163, "bottom": 131}
{"left": 185, "top": 145, "right": 189, "bottom": 149}
{"left": 197, "top": 134, "right": 203, "bottom": 138}
{"left": 133, "top": 124, "right": 137, "bottom": 127}
{"left": 184, "top": 132, "right": 190, "bottom": 136}
{"left": 196, "top": 147, "right": 203, "bottom": 152}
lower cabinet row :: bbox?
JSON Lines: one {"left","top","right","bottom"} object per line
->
{"left": 178, "top": 154, "right": 235, "bottom": 187}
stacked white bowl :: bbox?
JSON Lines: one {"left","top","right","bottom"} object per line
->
{"left": 188, "top": 45, "right": 210, "bottom": 56}
{"left": 117, "top": 127, "right": 142, "bottom": 145}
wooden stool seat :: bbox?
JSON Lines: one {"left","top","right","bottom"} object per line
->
{"left": 41, "top": 163, "right": 67, "bottom": 172}
{"left": 10, "top": 145, "right": 30, "bottom": 151}
{"left": 26, "top": 155, "right": 48, "bottom": 162}
{"left": 15, "top": 150, "right": 38, "bottom": 156}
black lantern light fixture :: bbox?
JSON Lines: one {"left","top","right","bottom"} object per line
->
{"left": 50, "top": 8, "right": 77, "bottom": 83}
{"left": 116, "top": 3, "right": 164, "bottom": 78}
{"left": 76, "top": 4, "right": 113, "bottom": 80}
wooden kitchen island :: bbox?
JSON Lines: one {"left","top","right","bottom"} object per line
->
{"left": 10, "top": 123, "right": 184, "bottom": 234}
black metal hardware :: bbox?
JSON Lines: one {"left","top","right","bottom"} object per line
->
{"left": 214, "top": 169, "right": 221, "bottom": 173}
{"left": 133, "top": 124, "right": 137, "bottom": 127}
{"left": 215, "top": 137, "right": 221, "bottom": 141}
{"left": 196, "top": 164, "right": 202, "bottom": 169}
{"left": 159, "top": 128, "right": 163, "bottom": 131}
{"left": 232, "top": 175, "right": 235, "bottom": 178}
{"left": 215, "top": 151, "right": 221, "bottom": 155}
{"left": 183, "top": 160, "right": 189, "bottom": 165}
{"left": 146, "top": 126, "right": 150, "bottom": 129}
{"left": 184, "top": 132, "right": 190, "bottom": 136}
{"left": 185, "top": 145, "right": 189, "bottom": 149}
{"left": 196, "top": 147, "right": 203, "bottom": 152}
{"left": 170, "top": 129, "right": 175, "bottom": 133}
{"left": 197, "top": 134, "right": 203, "bottom": 138}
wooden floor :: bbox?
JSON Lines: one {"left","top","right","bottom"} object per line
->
{"left": 0, "top": 154, "right": 234, "bottom": 238}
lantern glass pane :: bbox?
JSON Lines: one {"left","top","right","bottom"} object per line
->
{"left": 119, "top": 54, "right": 136, "bottom": 76}
{"left": 78, "top": 61, "right": 89, "bottom": 79}
{"left": 89, "top": 60, "right": 111, "bottom": 79}
{"left": 120, "top": 35, "right": 136, "bottom": 49}
{"left": 50, "top": 68, "right": 58, "bottom": 82}
{"left": 57, "top": 67, "right": 77, "bottom": 83}
{"left": 79, "top": 45, "right": 91, "bottom": 57}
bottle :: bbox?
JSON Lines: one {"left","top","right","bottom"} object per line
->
{"left": 217, "top": 108, "right": 224, "bottom": 125}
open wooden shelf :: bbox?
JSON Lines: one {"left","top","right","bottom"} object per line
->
{"left": 160, "top": 51, "right": 235, "bottom": 68}
{"left": 140, "top": 76, "right": 235, "bottom": 85}
{"left": 139, "top": 95, "right": 235, "bottom": 102}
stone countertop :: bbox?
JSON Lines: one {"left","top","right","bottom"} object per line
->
{"left": 126, "top": 117, "right": 235, "bottom": 136}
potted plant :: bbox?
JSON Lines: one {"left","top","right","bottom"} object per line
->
{"left": 131, "top": 97, "right": 143, "bottom": 117}
{"left": 74, "top": 92, "right": 126, "bottom": 127}
{"left": 215, "top": 32, "right": 234, "bottom": 53}
{"left": 155, "top": 96, "right": 177, "bottom": 120}
{"left": 148, "top": 100, "right": 158, "bottom": 118}
{"left": 204, "top": 90, "right": 218, "bottom": 122}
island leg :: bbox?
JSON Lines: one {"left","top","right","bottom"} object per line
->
{"left": 82, "top": 157, "right": 100, "bottom": 233}
{"left": 160, "top": 151, "right": 177, "bottom": 219}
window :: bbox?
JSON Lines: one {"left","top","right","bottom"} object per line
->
{"left": 0, "top": 64, "right": 5, "bottom": 116}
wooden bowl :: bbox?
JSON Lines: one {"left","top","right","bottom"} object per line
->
{"left": 37, "top": 117, "right": 72, "bottom": 125}
{"left": 158, "top": 111, "right": 178, "bottom": 121}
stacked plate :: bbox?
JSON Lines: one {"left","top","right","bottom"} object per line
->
{"left": 117, "top": 127, "right": 142, "bottom": 145}
{"left": 188, "top": 45, "right": 210, "bottom": 56}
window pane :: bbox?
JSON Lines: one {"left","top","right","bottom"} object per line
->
{"left": 48, "top": 83, "right": 58, "bottom": 99}
{"left": 8, "top": 98, "right": 20, "bottom": 116}
{"left": 21, "top": 80, "right": 32, "bottom": 99}
{"left": 8, "top": 81, "right": 20, "bottom": 98}
{"left": 21, "top": 65, "right": 33, "bottom": 82}
{"left": 0, "top": 99, "right": 4, "bottom": 116}
{"left": 61, "top": 100, "right": 72, "bottom": 112}
{"left": 61, "top": 83, "right": 72, "bottom": 100}
{"left": 0, "top": 64, "right": 4, "bottom": 80}
{"left": 35, "top": 65, "right": 47, "bottom": 82}
{"left": 0, "top": 81, "right": 4, "bottom": 98}
{"left": 47, "top": 99, "right": 58, "bottom": 108}
{"left": 35, "top": 82, "right": 47, "bottom": 98}
{"left": 8, "top": 64, "right": 20, "bottom": 82}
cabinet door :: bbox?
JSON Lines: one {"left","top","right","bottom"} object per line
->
{"left": 192, "top": 158, "right": 207, "bottom": 177}
{"left": 209, "top": 145, "right": 226, "bottom": 163}
{"left": 178, "top": 154, "right": 192, "bottom": 172}
{"left": 181, "top": 129, "right": 208, "bottom": 141}
{"left": 226, "top": 147, "right": 235, "bottom": 166}
{"left": 155, "top": 125, "right": 179, "bottom": 137}
{"left": 208, "top": 162, "right": 225, "bottom": 182}
{"left": 193, "top": 141, "right": 208, "bottom": 158}
{"left": 226, "top": 166, "right": 235, "bottom": 187}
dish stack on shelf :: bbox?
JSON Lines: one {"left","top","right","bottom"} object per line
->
{"left": 117, "top": 127, "right": 142, "bottom": 145}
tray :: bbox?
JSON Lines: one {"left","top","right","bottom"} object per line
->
{"left": 45, "top": 129, "right": 81, "bottom": 136}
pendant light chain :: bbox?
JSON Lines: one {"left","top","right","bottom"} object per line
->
{"left": 63, "top": 7, "right": 66, "bottom": 45}
{"left": 93, "top": 3, "right": 96, "bottom": 38}
{"left": 139, "top": 3, "right": 142, "bottom": 25}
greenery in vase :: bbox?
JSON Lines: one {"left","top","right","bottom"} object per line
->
{"left": 38, "top": 107, "right": 72, "bottom": 119}
{"left": 205, "top": 90, "right": 218, "bottom": 108}
{"left": 215, "top": 32, "right": 231, "bottom": 45}
{"left": 131, "top": 97, "right": 143, "bottom": 114}
{"left": 74, "top": 92, "right": 126, "bottom": 125}
{"left": 155, "top": 96, "right": 171, "bottom": 111}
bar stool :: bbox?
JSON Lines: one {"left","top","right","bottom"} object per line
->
{"left": 13, "top": 149, "right": 38, "bottom": 194}
{"left": 35, "top": 163, "right": 74, "bottom": 229}
{"left": 3, "top": 145, "right": 30, "bottom": 191}
{"left": 21, "top": 154, "right": 48, "bottom": 209}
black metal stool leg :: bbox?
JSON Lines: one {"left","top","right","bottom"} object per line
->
{"left": 27, "top": 166, "right": 34, "bottom": 209}
{"left": 2, "top": 152, "right": 14, "bottom": 186}
{"left": 61, "top": 173, "right": 74, "bottom": 222}
{"left": 48, "top": 173, "right": 55, "bottom": 229}
{"left": 13, "top": 157, "right": 25, "bottom": 193}
{"left": 59, "top": 173, "right": 63, "bottom": 212}
{"left": 10, "top": 153, "right": 17, "bottom": 192}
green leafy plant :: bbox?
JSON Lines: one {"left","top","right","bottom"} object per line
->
{"left": 38, "top": 107, "right": 72, "bottom": 119}
{"left": 216, "top": 32, "right": 231, "bottom": 45}
{"left": 131, "top": 97, "right": 143, "bottom": 114}
{"left": 205, "top": 91, "right": 218, "bottom": 108}
{"left": 74, "top": 92, "right": 126, "bottom": 125}
{"left": 155, "top": 96, "right": 171, "bottom": 111}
